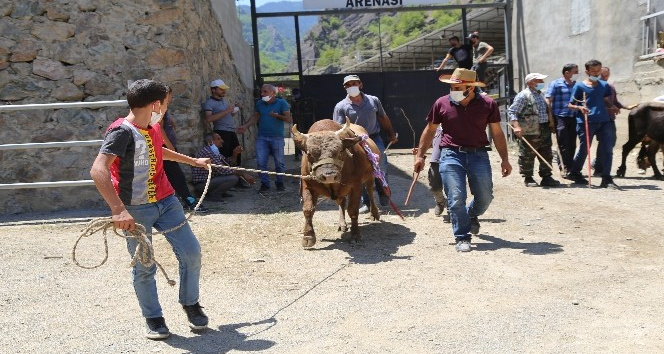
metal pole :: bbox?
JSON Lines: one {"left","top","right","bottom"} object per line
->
{"left": 461, "top": 8, "right": 468, "bottom": 41}
{"left": 250, "top": 0, "right": 261, "bottom": 86}
{"left": 295, "top": 14, "right": 303, "bottom": 89}
{"left": 504, "top": 0, "right": 514, "bottom": 97}
{"left": 0, "top": 100, "right": 127, "bottom": 112}
{"left": 378, "top": 12, "right": 384, "bottom": 73}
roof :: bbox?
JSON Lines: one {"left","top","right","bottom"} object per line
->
{"left": 339, "top": 7, "right": 507, "bottom": 73}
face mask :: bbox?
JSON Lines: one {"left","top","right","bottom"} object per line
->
{"left": 209, "top": 144, "right": 220, "bottom": 156}
{"left": 346, "top": 86, "right": 361, "bottom": 97}
{"left": 150, "top": 111, "right": 162, "bottom": 126}
{"left": 589, "top": 75, "right": 600, "bottom": 82}
{"left": 261, "top": 95, "right": 272, "bottom": 102}
{"left": 570, "top": 74, "right": 578, "bottom": 81}
{"left": 535, "top": 83, "right": 546, "bottom": 91}
{"left": 449, "top": 90, "right": 466, "bottom": 102}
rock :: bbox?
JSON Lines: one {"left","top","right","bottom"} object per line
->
{"left": 76, "top": 0, "right": 97, "bottom": 12}
{"left": 0, "top": 37, "right": 16, "bottom": 55}
{"left": 0, "top": 55, "right": 8, "bottom": 70}
{"left": 51, "top": 82, "right": 85, "bottom": 101}
{"left": 32, "top": 59, "right": 71, "bottom": 80}
{"left": 45, "top": 6, "right": 71, "bottom": 21}
{"left": 160, "top": 66, "right": 191, "bottom": 83}
{"left": 0, "top": 84, "right": 31, "bottom": 101}
{"left": 84, "top": 76, "right": 117, "bottom": 96}
{"left": 73, "top": 68, "right": 96, "bottom": 85}
{"left": 9, "top": 40, "right": 39, "bottom": 62}
{"left": 146, "top": 48, "right": 186, "bottom": 67}
{"left": 31, "top": 22, "right": 76, "bottom": 42}
{"left": 54, "top": 40, "right": 85, "bottom": 65}
{"left": 145, "top": 9, "right": 183, "bottom": 26}
{"left": 10, "top": 1, "right": 45, "bottom": 19}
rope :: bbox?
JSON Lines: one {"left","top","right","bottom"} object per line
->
{"left": 72, "top": 163, "right": 213, "bottom": 286}
{"left": 210, "top": 163, "right": 315, "bottom": 180}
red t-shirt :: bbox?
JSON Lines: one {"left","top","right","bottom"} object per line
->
{"left": 425, "top": 93, "right": 500, "bottom": 148}
{"left": 99, "top": 118, "right": 174, "bottom": 205}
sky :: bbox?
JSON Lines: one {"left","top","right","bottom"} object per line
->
{"left": 236, "top": 0, "right": 301, "bottom": 7}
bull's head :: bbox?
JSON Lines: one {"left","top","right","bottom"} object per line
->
{"left": 292, "top": 121, "right": 362, "bottom": 184}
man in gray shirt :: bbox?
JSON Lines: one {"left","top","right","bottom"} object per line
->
{"left": 468, "top": 32, "right": 494, "bottom": 84}
{"left": 203, "top": 79, "right": 243, "bottom": 165}
{"left": 333, "top": 74, "right": 398, "bottom": 212}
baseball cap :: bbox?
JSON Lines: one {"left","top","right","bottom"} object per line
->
{"left": 467, "top": 32, "right": 479, "bottom": 39}
{"left": 342, "top": 74, "right": 361, "bottom": 86}
{"left": 524, "top": 73, "right": 548, "bottom": 83}
{"left": 210, "top": 79, "right": 229, "bottom": 90}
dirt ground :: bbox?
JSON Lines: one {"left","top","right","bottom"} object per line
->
{"left": 1, "top": 114, "right": 664, "bottom": 354}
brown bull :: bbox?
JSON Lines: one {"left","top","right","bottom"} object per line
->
{"left": 292, "top": 119, "right": 381, "bottom": 247}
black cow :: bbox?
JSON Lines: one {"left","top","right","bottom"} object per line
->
{"left": 616, "top": 101, "right": 664, "bottom": 180}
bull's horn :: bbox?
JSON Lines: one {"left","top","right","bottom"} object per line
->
{"left": 335, "top": 117, "right": 352, "bottom": 135}
{"left": 292, "top": 124, "right": 308, "bottom": 139}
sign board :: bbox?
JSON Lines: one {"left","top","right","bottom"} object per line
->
{"left": 303, "top": 0, "right": 449, "bottom": 10}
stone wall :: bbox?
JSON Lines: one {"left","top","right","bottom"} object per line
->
{"left": 0, "top": 0, "right": 255, "bottom": 214}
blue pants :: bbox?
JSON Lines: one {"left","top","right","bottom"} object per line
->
{"left": 571, "top": 121, "right": 616, "bottom": 178}
{"left": 439, "top": 149, "right": 494, "bottom": 240}
{"left": 256, "top": 136, "right": 285, "bottom": 187}
{"left": 124, "top": 195, "right": 202, "bottom": 318}
{"left": 361, "top": 135, "right": 388, "bottom": 205}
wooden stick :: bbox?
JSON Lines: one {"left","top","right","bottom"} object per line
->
{"left": 506, "top": 123, "right": 555, "bottom": 171}
{"left": 404, "top": 171, "right": 419, "bottom": 206}
{"left": 582, "top": 92, "right": 592, "bottom": 187}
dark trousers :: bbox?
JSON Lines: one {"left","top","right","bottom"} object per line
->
{"left": 215, "top": 130, "right": 241, "bottom": 166}
{"left": 163, "top": 160, "right": 194, "bottom": 202}
{"left": 555, "top": 116, "right": 577, "bottom": 175}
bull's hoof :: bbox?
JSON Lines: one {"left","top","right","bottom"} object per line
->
{"left": 652, "top": 174, "right": 664, "bottom": 181}
{"left": 616, "top": 166, "right": 626, "bottom": 177}
{"left": 371, "top": 212, "right": 380, "bottom": 221}
{"left": 340, "top": 233, "right": 361, "bottom": 244}
{"left": 338, "top": 224, "right": 349, "bottom": 232}
{"left": 302, "top": 235, "right": 316, "bottom": 248}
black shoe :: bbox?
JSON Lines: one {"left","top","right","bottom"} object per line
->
{"left": 600, "top": 178, "right": 622, "bottom": 190}
{"left": 568, "top": 173, "right": 588, "bottom": 185}
{"left": 145, "top": 317, "right": 170, "bottom": 340}
{"left": 539, "top": 176, "right": 561, "bottom": 187}
{"left": 258, "top": 184, "right": 270, "bottom": 192}
{"left": 524, "top": 176, "right": 538, "bottom": 187}
{"left": 470, "top": 217, "right": 480, "bottom": 235}
{"left": 276, "top": 183, "right": 286, "bottom": 191}
{"left": 182, "top": 303, "right": 209, "bottom": 330}
{"left": 186, "top": 201, "right": 209, "bottom": 213}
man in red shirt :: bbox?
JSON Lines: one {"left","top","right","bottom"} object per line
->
{"left": 90, "top": 79, "right": 210, "bottom": 339}
{"left": 414, "top": 69, "right": 511, "bottom": 252}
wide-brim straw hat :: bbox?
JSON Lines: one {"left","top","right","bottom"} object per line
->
{"left": 439, "top": 68, "right": 486, "bottom": 87}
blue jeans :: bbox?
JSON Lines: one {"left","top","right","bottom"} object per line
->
{"left": 124, "top": 195, "right": 202, "bottom": 318}
{"left": 256, "top": 136, "right": 285, "bottom": 187}
{"left": 572, "top": 121, "right": 616, "bottom": 178}
{"left": 439, "top": 149, "right": 494, "bottom": 240}
{"left": 362, "top": 135, "right": 388, "bottom": 205}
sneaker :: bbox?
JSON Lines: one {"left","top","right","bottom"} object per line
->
{"left": 455, "top": 239, "right": 471, "bottom": 252}
{"left": 258, "top": 184, "right": 270, "bottom": 192}
{"left": 186, "top": 201, "right": 209, "bottom": 213}
{"left": 276, "top": 183, "right": 286, "bottom": 191}
{"left": 434, "top": 203, "right": 445, "bottom": 216}
{"left": 378, "top": 193, "right": 389, "bottom": 206}
{"left": 568, "top": 173, "right": 588, "bottom": 185}
{"left": 145, "top": 317, "right": 170, "bottom": 340}
{"left": 539, "top": 176, "right": 561, "bottom": 187}
{"left": 600, "top": 178, "right": 621, "bottom": 190}
{"left": 358, "top": 204, "right": 369, "bottom": 214}
{"left": 524, "top": 176, "right": 538, "bottom": 187}
{"left": 182, "top": 303, "right": 209, "bottom": 330}
{"left": 470, "top": 217, "right": 480, "bottom": 235}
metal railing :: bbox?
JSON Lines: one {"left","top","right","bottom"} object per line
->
{"left": 0, "top": 100, "right": 128, "bottom": 190}
{"left": 640, "top": 5, "right": 664, "bottom": 59}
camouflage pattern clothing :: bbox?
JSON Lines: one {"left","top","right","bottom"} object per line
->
{"left": 518, "top": 123, "right": 554, "bottom": 178}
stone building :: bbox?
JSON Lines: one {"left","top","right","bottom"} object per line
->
{"left": 0, "top": 0, "right": 254, "bottom": 214}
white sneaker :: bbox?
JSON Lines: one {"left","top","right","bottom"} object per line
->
{"left": 358, "top": 205, "right": 369, "bottom": 214}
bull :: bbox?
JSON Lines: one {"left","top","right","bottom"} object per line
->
{"left": 292, "top": 119, "right": 381, "bottom": 247}
{"left": 616, "top": 101, "right": 664, "bottom": 180}
{"left": 636, "top": 138, "right": 663, "bottom": 173}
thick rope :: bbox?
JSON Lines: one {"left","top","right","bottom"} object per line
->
{"left": 72, "top": 164, "right": 213, "bottom": 286}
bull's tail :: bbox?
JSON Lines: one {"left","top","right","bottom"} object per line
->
{"left": 383, "top": 186, "right": 405, "bottom": 220}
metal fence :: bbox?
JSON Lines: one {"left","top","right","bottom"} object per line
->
{"left": 641, "top": 7, "right": 664, "bottom": 59}
{"left": 0, "top": 100, "right": 128, "bottom": 190}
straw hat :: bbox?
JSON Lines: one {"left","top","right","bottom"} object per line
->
{"left": 438, "top": 68, "right": 486, "bottom": 87}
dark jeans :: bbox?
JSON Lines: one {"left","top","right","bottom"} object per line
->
{"left": 593, "top": 120, "right": 617, "bottom": 173}
{"left": 572, "top": 121, "right": 616, "bottom": 178}
{"left": 555, "top": 116, "right": 577, "bottom": 174}
{"left": 215, "top": 130, "right": 241, "bottom": 166}
{"left": 163, "top": 160, "right": 194, "bottom": 202}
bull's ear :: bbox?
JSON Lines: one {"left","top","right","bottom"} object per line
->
{"left": 342, "top": 136, "right": 362, "bottom": 149}
{"left": 292, "top": 125, "right": 308, "bottom": 152}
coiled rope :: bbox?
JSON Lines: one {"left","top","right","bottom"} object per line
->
{"left": 72, "top": 163, "right": 213, "bottom": 286}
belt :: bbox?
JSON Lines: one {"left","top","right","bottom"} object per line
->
{"left": 442, "top": 146, "right": 492, "bottom": 153}
{"left": 555, "top": 115, "right": 575, "bottom": 119}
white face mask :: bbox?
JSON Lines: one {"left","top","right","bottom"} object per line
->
{"left": 570, "top": 74, "right": 578, "bottom": 81}
{"left": 589, "top": 75, "right": 600, "bottom": 82}
{"left": 150, "top": 111, "right": 162, "bottom": 126}
{"left": 449, "top": 90, "right": 466, "bottom": 102}
{"left": 261, "top": 95, "right": 272, "bottom": 102}
{"left": 346, "top": 86, "right": 361, "bottom": 97}
{"left": 535, "top": 83, "right": 546, "bottom": 91}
